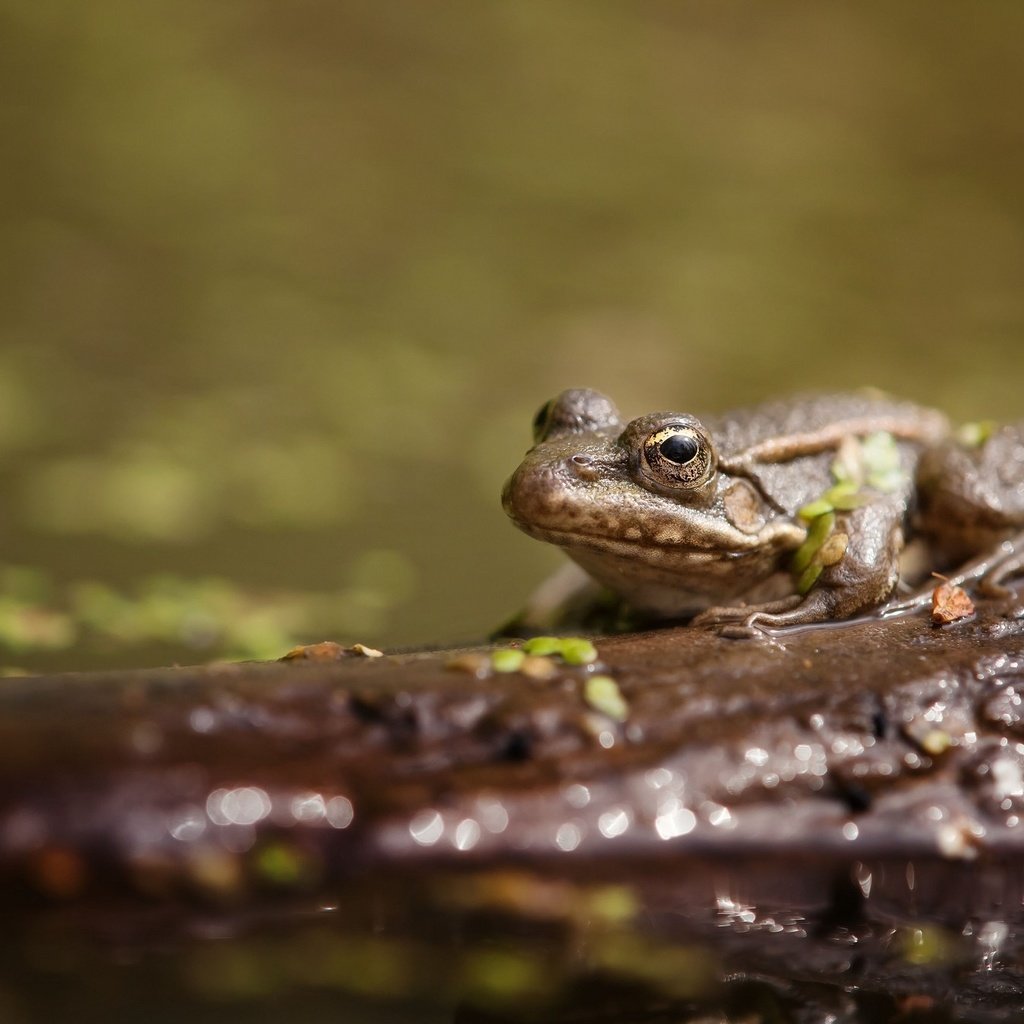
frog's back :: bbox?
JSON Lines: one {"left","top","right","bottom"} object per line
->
{"left": 706, "top": 391, "right": 949, "bottom": 457}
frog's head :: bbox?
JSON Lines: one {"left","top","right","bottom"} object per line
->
{"left": 502, "top": 389, "right": 788, "bottom": 610}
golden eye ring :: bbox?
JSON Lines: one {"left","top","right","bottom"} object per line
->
{"left": 641, "top": 425, "right": 715, "bottom": 490}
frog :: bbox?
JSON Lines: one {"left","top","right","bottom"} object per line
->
{"left": 501, "top": 388, "right": 1024, "bottom": 637}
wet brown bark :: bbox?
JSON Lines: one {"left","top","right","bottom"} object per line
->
{"left": 3, "top": 594, "right": 1024, "bottom": 1022}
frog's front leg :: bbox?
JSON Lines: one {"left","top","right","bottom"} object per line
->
{"left": 695, "top": 499, "right": 906, "bottom": 638}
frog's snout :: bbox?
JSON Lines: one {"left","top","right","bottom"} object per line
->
{"left": 502, "top": 453, "right": 594, "bottom": 530}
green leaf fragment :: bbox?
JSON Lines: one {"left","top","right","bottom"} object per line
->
{"left": 560, "top": 637, "right": 598, "bottom": 665}
{"left": 902, "top": 925, "right": 957, "bottom": 966}
{"left": 252, "top": 842, "right": 311, "bottom": 886}
{"left": 796, "top": 562, "right": 823, "bottom": 595}
{"left": 829, "top": 488, "right": 869, "bottom": 511}
{"left": 861, "top": 432, "right": 904, "bottom": 492}
{"left": 830, "top": 436, "right": 863, "bottom": 485}
{"left": 520, "top": 635, "right": 599, "bottom": 664}
{"left": 584, "top": 674, "right": 629, "bottom": 721}
{"left": 869, "top": 469, "right": 905, "bottom": 493}
{"left": 490, "top": 648, "right": 525, "bottom": 673}
{"left": 792, "top": 511, "right": 835, "bottom": 573}
{"left": 521, "top": 636, "right": 563, "bottom": 657}
{"left": 798, "top": 498, "right": 833, "bottom": 523}
{"left": 956, "top": 420, "right": 997, "bottom": 448}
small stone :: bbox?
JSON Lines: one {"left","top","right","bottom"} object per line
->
{"left": 519, "top": 655, "right": 559, "bottom": 680}
{"left": 446, "top": 653, "right": 491, "bottom": 676}
{"left": 350, "top": 643, "right": 384, "bottom": 658}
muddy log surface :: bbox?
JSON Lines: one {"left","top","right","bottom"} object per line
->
{"left": 4, "top": 596, "right": 1024, "bottom": 1023}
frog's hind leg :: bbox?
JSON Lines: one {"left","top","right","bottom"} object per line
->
{"left": 894, "top": 421, "right": 1024, "bottom": 615}
{"left": 882, "top": 530, "right": 1024, "bottom": 617}
{"left": 494, "top": 562, "right": 624, "bottom": 637}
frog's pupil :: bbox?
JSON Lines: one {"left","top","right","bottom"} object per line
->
{"left": 659, "top": 433, "right": 699, "bottom": 465}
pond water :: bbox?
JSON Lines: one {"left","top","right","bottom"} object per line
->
{"left": 1, "top": 1, "right": 1023, "bottom": 672}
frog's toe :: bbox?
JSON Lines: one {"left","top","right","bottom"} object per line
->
{"left": 716, "top": 618, "right": 771, "bottom": 640}
{"left": 979, "top": 551, "right": 1024, "bottom": 598}
{"left": 978, "top": 575, "right": 1014, "bottom": 600}
{"left": 693, "top": 595, "right": 802, "bottom": 630}
{"left": 694, "top": 596, "right": 808, "bottom": 639}
{"left": 691, "top": 605, "right": 750, "bottom": 628}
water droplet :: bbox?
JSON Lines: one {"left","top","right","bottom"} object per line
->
{"left": 841, "top": 821, "right": 859, "bottom": 841}
{"left": 409, "top": 809, "right": 444, "bottom": 846}
{"left": 564, "top": 784, "right": 591, "bottom": 808}
{"left": 704, "top": 802, "right": 734, "bottom": 829}
{"left": 477, "top": 798, "right": 509, "bottom": 834}
{"left": 852, "top": 861, "right": 872, "bottom": 897}
{"left": 454, "top": 818, "right": 481, "bottom": 851}
{"left": 555, "top": 822, "right": 582, "bottom": 852}
{"left": 598, "top": 808, "right": 630, "bottom": 839}
{"left": 655, "top": 800, "right": 696, "bottom": 840}
{"left": 644, "top": 767, "right": 673, "bottom": 790}
{"left": 206, "top": 787, "right": 272, "bottom": 826}
{"left": 169, "top": 809, "right": 206, "bottom": 842}
{"left": 325, "top": 795, "right": 354, "bottom": 829}
{"left": 189, "top": 707, "right": 217, "bottom": 733}
{"left": 291, "top": 793, "right": 326, "bottom": 822}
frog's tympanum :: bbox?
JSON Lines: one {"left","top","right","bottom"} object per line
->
{"left": 502, "top": 389, "right": 1024, "bottom": 636}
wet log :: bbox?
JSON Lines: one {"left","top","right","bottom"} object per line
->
{"left": 3, "top": 593, "right": 1024, "bottom": 1023}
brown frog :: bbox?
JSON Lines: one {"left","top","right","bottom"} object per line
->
{"left": 502, "top": 389, "right": 1024, "bottom": 636}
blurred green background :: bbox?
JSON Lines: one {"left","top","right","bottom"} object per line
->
{"left": 1, "top": 0, "right": 1023, "bottom": 672}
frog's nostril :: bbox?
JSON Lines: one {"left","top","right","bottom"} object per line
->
{"left": 570, "top": 454, "right": 600, "bottom": 481}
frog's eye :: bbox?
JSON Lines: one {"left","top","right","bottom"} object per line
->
{"left": 641, "top": 425, "right": 715, "bottom": 490}
{"left": 530, "top": 389, "right": 622, "bottom": 443}
{"left": 531, "top": 399, "right": 556, "bottom": 443}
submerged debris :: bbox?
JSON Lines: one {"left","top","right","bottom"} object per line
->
{"left": 281, "top": 641, "right": 385, "bottom": 662}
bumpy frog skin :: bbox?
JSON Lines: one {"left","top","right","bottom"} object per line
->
{"left": 502, "top": 389, "right": 1024, "bottom": 636}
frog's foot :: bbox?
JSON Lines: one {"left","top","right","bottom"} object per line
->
{"left": 882, "top": 531, "right": 1024, "bottom": 617}
{"left": 693, "top": 595, "right": 807, "bottom": 639}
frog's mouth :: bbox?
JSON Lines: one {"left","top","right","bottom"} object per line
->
{"left": 510, "top": 521, "right": 798, "bottom": 563}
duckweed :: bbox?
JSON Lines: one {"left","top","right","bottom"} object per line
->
{"left": 558, "top": 638, "right": 598, "bottom": 665}
{"left": 902, "top": 924, "right": 957, "bottom": 966}
{"left": 490, "top": 648, "right": 526, "bottom": 673}
{"left": 792, "top": 511, "right": 836, "bottom": 574}
{"left": 520, "top": 636, "right": 563, "bottom": 657}
{"left": 862, "top": 431, "right": 904, "bottom": 492}
{"left": 521, "top": 635, "right": 599, "bottom": 665}
{"left": 956, "top": 420, "right": 997, "bottom": 447}
{"left": 584, "top": 675, "right": 629, "bottom": 722}
{"left": 252, "top": 841, "right": 313, "bottom": 887}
